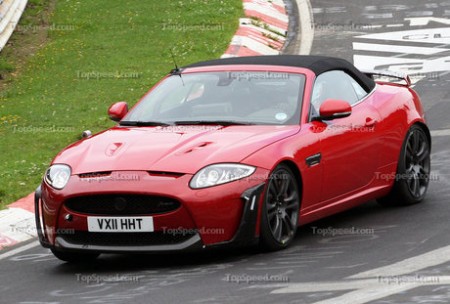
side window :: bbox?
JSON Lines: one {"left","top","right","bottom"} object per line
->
{"left": 348, "top": 77, "right": 368, "bottom": 101}
{"left": 310, "top": 71, "right": 365, "bottom": 118}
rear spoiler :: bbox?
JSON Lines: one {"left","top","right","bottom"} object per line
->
{"left": 362, "top": 70, "right": 412, "bottom": 87}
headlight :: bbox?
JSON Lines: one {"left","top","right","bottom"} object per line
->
{"left": 190, "top": 163, "right": 256, "bottom": 189}
{"left": 44, "top": 164, "right": 71, "bottom": 190}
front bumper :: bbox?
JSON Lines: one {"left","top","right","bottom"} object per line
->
{"left": 35, "top": 169, "right": 267, "bottom": 253}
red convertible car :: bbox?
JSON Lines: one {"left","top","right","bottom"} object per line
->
{"left": 35, "top": 55, "right": 431, "bottom": 262}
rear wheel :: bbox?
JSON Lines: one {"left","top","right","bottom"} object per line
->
{"left": 378, "top": 125, "right": 431, "bottom": 206}
{"left": 260, "top": 164, "right": 300, "bottom": 251}
{"left": 51, "top": 249, "right": 100, "bottom": 263}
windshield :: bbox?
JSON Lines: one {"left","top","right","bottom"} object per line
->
{"left": 122, "top": 71, "right": 305, "bottom": 125}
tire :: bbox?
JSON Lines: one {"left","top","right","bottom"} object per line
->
{"left": 378, "top": 125, "right": 431, "bottom": 207}
{"left": 260, "top": 164, "right": 300, "bottom": 251}
{"left": 51, "top": 249, "right": 100, "bottom": 263}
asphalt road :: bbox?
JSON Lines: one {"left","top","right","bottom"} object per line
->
{"left": 1, "top": 1, "right": 450, "bottom": 303}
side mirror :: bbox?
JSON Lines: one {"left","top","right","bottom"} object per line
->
{"left": 108, "top": 102, "right": 128, "bottom": 122}
{"left": 315, "top": 99, "right": 351, "bottom": 121}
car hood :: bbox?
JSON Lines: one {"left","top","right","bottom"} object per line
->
{"left": 53, "top": 125, "right": 300, "bottom": 175}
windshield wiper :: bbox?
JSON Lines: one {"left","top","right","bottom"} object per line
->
{"left": 174, "top": 120, "right": 254, "bottom": 126}
{"left": 119, "top": 121, "right": 172, "bottom": 127}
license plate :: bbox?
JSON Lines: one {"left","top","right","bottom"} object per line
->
{"left": 87, "top": 216, "right": 154, "bottom": 233}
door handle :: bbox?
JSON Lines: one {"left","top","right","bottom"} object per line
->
{"left": 306, "top": 153, "right": 322, "bottom": 167}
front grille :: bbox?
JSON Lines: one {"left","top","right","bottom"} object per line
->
{"left": 60, "top": 231, "right": 196, "bottom": 246}
{"left": 65, "top": 195, "right": 180, "bottom": 215}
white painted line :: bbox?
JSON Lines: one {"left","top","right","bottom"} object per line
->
{"left": 296, "top": 0, "right": 314, "bottom": 55}
{"left": 353, "top": 42, "right": 450, "bottom": 55}
{"left": 350, "top": 245, "right": 450, "bottom": 278}
{"left": 362, "top": 25, "right": 383, "bottom": 29}
{"left": 364, "top": 13, "right": 393, "bottom": 19}
{"left": 325, "top": 263, "right": 367, "bottom": 269}
{"left": 353, "top": 55, "right": 421, "bottom": 71}
{"left": 269, "top": 276, "right": 450, "bottom": 304}
{"left": 308, "top": 280, "right": 450, "bottom": 304}
{"left": 386, "top": 24, "right": 404, "bottom": 28}
{"left": 406, "top": 17, "right": 450, "bottom": 27}
{"left": 0, "top": 240, "right": 39, "bottom": 261}
{"left": 264, "top": 245, "right": 450, "bottom": 303}
{"left": 357, "top": 27, "right": 450, "bottom": 44}
{"left": 431, "top": 129, "right": 450, "bottom": 137}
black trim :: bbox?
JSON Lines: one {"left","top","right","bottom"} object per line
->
{"left": 34, "top": 185, "right": 51, "bottom": 248}
{"left": 362, "top": 70, "right": 411, "bottom": 87}
{"left": 183, "top": 55, "right": 375, "bottom": 92}
{"left": 208, "top": 183, "right": 266, "bottom": 248}
{"left": 54, "top": 234, "right": 203, "bottom": 254}
{"left": 306, "top": 153, "right": 322, "bottom": 167}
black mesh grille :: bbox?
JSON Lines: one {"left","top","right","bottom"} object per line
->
{"left": 61, "top": 231, "right": 196, "bottom": 246}
{"left": 65, "top": 195, "right": 180, "bottom": 215}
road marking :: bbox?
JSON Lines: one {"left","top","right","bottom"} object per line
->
{"left": 363, "top": 13, "right": 394, "bottom": 19}
{"left": 325, "top": 263, "right": 367, "bottom": 269}
{"left": 386, "top": 24, "right": 405, "bottom": 28}
{"left": 270, "top": 277, "right": 450, "bottom": 304}
{"left": 0, "top": 240, "right": 39, "bottom": 261}
{"left": 349, "top": 245, "right": 450, "bottom": 278}
{"left": 295, "top": 0, "right": 314, "bottom": 55}
{"left": 353, "top": 42, "right": 450, "bottom": 55}
{"left": 248, "top": 245, "right": 450, "bottom": 303}
{"left": 356, "top": 27, "right": 450, "bottom": 44}
{"left": 406, "top": 17, "right": 450, "bottom": 26}
{"left": 354, "top": 53, "right": 450, "bottom": 79}
{"left": 431, "top": 129, "right": 450, "bottom": 137}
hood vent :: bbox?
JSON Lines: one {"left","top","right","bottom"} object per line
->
{"left": 79, "top": 171, "right": 112, "bottom": 178}
{"left": 147, "top": 171, "right": 185, "bottom": 178}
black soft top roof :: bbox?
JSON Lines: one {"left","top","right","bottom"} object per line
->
{"left": 184, "top": 55, "right": 375, "bottom": 92}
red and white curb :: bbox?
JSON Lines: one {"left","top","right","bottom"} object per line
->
{"left": 0, "top": 193, "right": 35, "bottom": 250}
{"left": 222, "top": 0, "right": 288, "bottom": 58}
{"left": 0, "top": 0, "right": 28, "bottom": 52}
{"left": 0, "top": 0, "right": 291, "bottom": 251}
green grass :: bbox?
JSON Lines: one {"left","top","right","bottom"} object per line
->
{"left": 0, "top": 0, "right": 243, "bottom": 208}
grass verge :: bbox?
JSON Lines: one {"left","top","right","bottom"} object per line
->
{"left": 0, "top": 0, "right": 243, "bottom": 208}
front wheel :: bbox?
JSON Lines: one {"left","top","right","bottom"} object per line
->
{"left": 260, "top": 164, "right": 300, "bottom": 251}
{"left": 378, "top": 125, "right": 431, "bottom": 206}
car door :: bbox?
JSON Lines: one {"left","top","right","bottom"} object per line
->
{"left": 310, "top": 70, "right": 381, "bottom": 203}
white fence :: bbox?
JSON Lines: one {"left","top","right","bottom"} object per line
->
{"left": 0, "top": 0, "right": 28, "bottom": 52}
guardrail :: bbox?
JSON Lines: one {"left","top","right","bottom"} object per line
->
{"left": 0, "top": 0, "right": 28, "bottom": 52}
